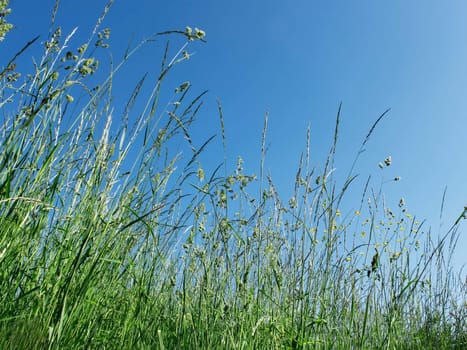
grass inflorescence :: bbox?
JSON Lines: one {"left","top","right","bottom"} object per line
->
{"left": 0, "top": 3, "right": 466, "bottom": 349}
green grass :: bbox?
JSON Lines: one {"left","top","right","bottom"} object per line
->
{"left": 0, "top": 4, "right": 466, "bottom": 349}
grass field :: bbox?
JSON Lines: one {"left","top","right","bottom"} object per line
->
{"left": 0, "top": 2, "right": 466, "bottom": 349}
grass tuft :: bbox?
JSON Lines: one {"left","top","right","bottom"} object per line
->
{"left": 0, "top": 3, "right": 465, "bottom": 349}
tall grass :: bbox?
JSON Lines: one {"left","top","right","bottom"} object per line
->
{"left": 1, "top": 3, "right": 466, "bottom": 349}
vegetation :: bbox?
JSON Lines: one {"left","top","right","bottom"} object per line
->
{"left": 0, "top": 0, "right": 13, "bottom": 42}
{"left": 0, "top": 3, "right": 465, "bottom": 349}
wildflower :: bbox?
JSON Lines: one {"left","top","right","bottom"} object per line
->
{"left": 79, "top": 58, "right": 98, "bottom": 77}
{"left": 355, "top": 210, "right": 361, "bottom": 216}
{"left": 197, "top": 167, "right": 204, "bottom": 182}
{"left": 227, "top": 175, "right": 235, "bottom": 185}
{"left": 345, "top": 257, "right": 351, "bottom": 262}
{"left": 0, "top": 0, "right": 13, "bottom": 42}
{"left": 384, "top": 156, "right": 392, "bottom": 166}
{"left": 6, "top": 71, "right": 19, "bottom": 83}
{"left": 77, "top": 43, "right": 87, "bottom": 54}
{"left": 98, "top": 28, "right": 111, "bottom": 40}
{"left": 390, "top": 251, "right": 401, "bottom": 262}
{"left": 194, "top": 27, "right": 206, "bottom": 40}
{"left": 239, "top": 175, "right": 249, "bottom": 188}
{"left": 288, "top": 197, "right": 297, "bottom": 209}
{"left": 217, "top": 189, "right": 227, "bottom": 207}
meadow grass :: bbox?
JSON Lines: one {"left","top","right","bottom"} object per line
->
{"left": 0, "top": 3, "right": 466, "bottom": 349}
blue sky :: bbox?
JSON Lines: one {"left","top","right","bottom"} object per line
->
{"left": 5, "top": 0, "right": 466, "bottom": 273}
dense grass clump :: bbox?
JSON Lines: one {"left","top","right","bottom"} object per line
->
{"left": 0, "top": 4, "right": 466, "bottom": 349}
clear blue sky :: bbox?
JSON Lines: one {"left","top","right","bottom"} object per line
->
{"left": 5, "top": 0, "right": 466, "bottom": 273}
